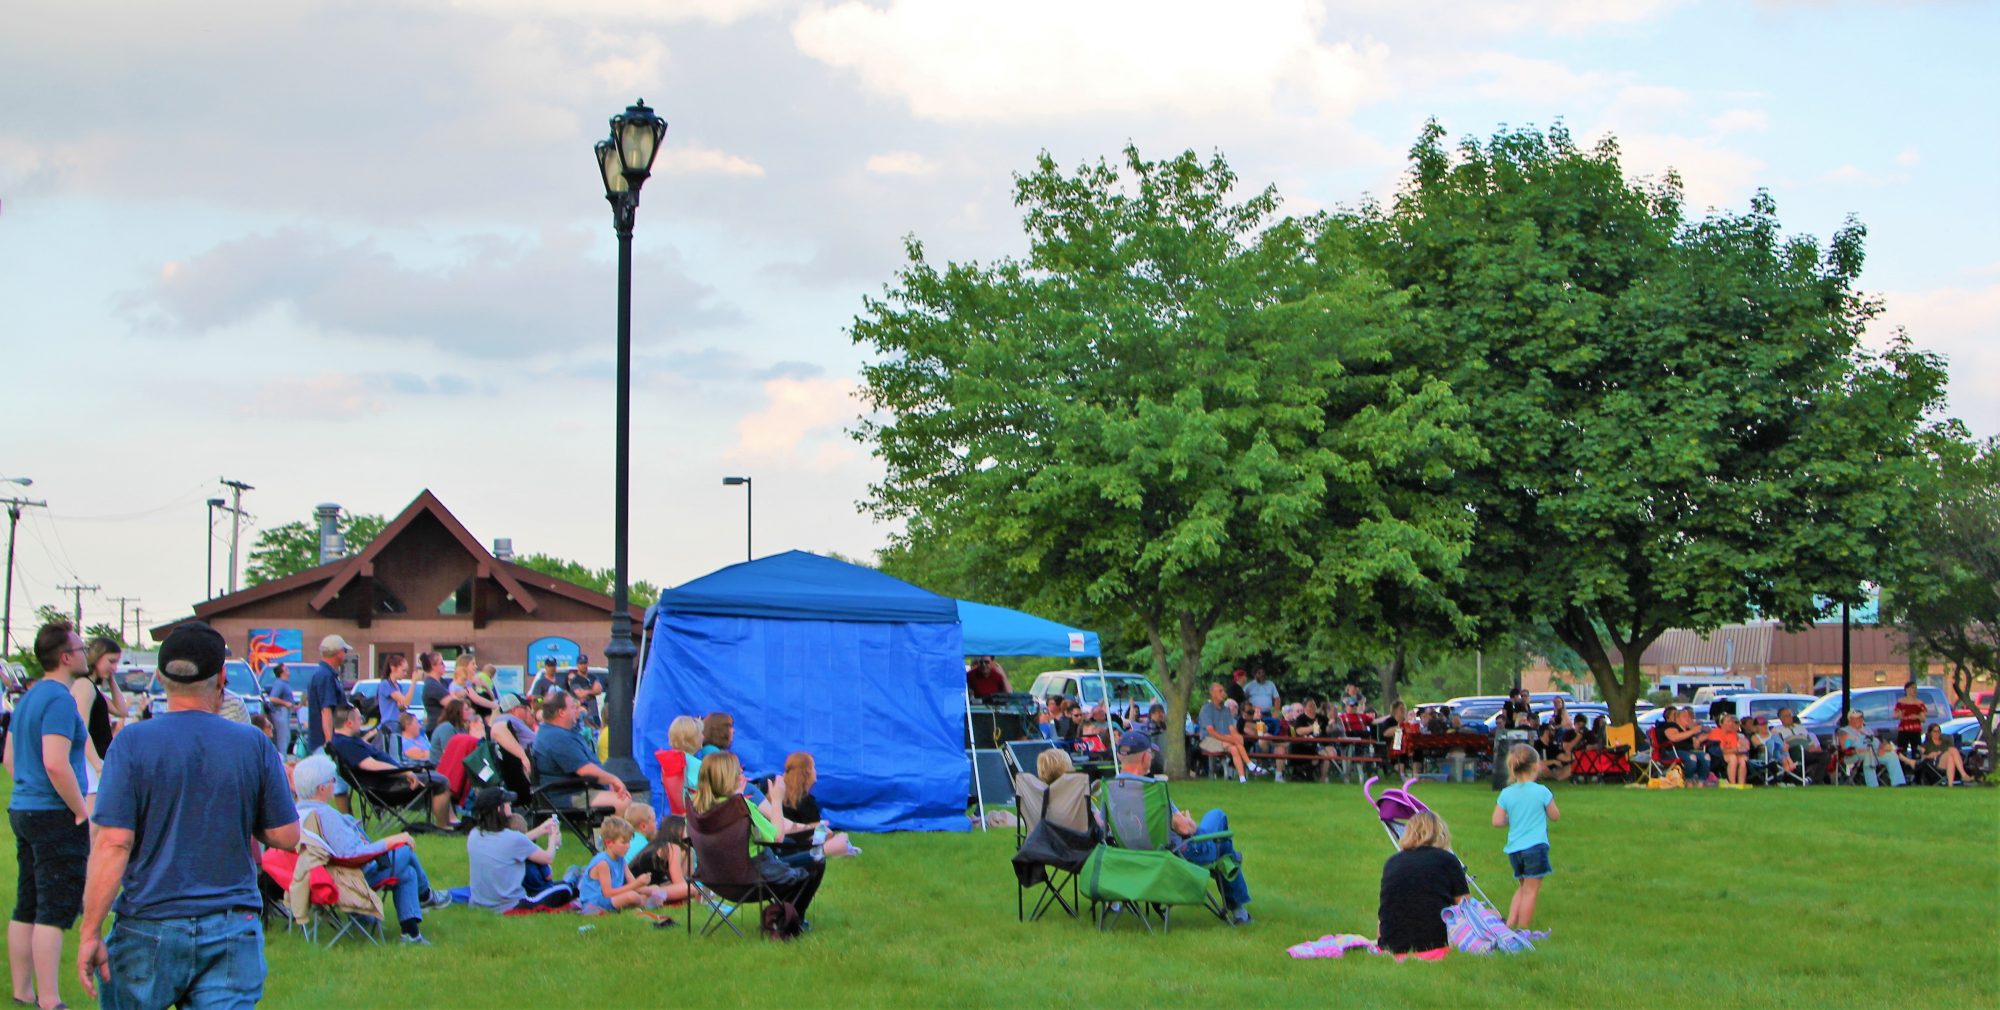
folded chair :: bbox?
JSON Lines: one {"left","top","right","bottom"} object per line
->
{"left": 1010, "top": 772, "right": 1095, "bottom": 921}
{"left": 526, "top": 773, "right": 612, "bottom": 853}
{"left": 1082, "top": 777, "right": 1235, "bottom": 934}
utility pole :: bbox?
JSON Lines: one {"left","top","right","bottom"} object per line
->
{"left": 56, "top": 582, "right": 100, "bottom": 627}
{"left": 2, "top": 496, "right": 48, "bottom": 655}
{"left": 131, "top": 606, "right": 144, "bottom": 646}
{"left": 220, "top": 478, "right": 254, "bottom": 595}
{"left": 108, "top": 596, "right": 139, "bottom": 644}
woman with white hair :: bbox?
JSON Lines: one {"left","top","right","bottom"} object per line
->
{"left": 293, "top": 754, "right": 447, "bottom": 943}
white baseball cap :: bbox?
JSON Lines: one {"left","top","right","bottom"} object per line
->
{"left": 320, "top": 634, "right": 353, "bottom": 655}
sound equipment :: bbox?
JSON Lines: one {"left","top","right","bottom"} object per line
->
{"left": 967, "top": 693, "right": 1038, "bottom": 748}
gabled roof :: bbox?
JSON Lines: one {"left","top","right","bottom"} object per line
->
{"left": 189, "top": 558, "right": 343, "bottom": 620}
{"left": 307, "top": 489, "right": 537, "bottom": 614}
{"left": 500, "top": 560, "right": 643, "bottom": 620}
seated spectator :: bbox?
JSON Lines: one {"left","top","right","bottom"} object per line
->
{"left": 1376, "top": 809, "right": 1468, "bottom": 955}
{"left": 778, "top": 752, "right": 857, "bottom": 860}
{"left": 1710, "top": 714, "right": 1750, "bottom": 786}
{"left": 1422, "top": 706, "right": 1448, "bottom": 736}
{"left": 489, "top": 692, "right": 539, "bottom": 801}
{"left": 1769, "top": 707, "right": 1827, "bottom": 782}
{"left": 578, "top": 817, "right": 659, "bottom": 914}
{"left": 1113, "top": 733, "right": 1252, "bottom": 924}
{"left": 689, "top": 752, "right": 824, "bottom": 924}
{"left": 1336, "top": 696, "right": 1373, "bottom": 738}
{"left": 1037, "top": 747, "right": 1076, "bottom": 786}
{"left": 293, "top": 754, "right": 445, "bottom": 943}
{"left": 1289, "top": 701, "right": 1327, "bottom": 782}
{"left": 1589, "top": 715, "right": 1609, "bottom": 746}
{"left": 428, "top": 698, "right": 470, "bottom": 757}
{"left": 397, "top": 713, "right": 431, "bottom": 762}
{"left": 697, "top": 711, "right": 767, "bottom": 804}
{"left": 669, "top": 714, "right": 705, "bottom": 806}
{"left": 1383, "top": 701, "right": 1421, "bottom": 774}
{"left": 326, "top": 704, "right": 456, "bottom": 828}
{"left": 1921, "top": 724, "right": 1969, "bottom": 786}
{"left": 1536, "top": 722, "right": 1573, "bottom": 781}
{"left": 532, "top": 693, "right": 631, "bottom": 816}
{"left": 1833, "top": 712, "right": 1906, "bottom": 787}
{"left": 465, "top": 788, "right": 575, "bottom": 912}
{"left": 1080, "top": 704, "right": 1115, "bottom": 754}
{"left": 1660, "top": 707, "right": 1714, "bottom": 786}
{"left": 1544, "top": 697, "right": 1569, "bottom": 731}
{"left": 1195, "top": 682, "right": 1253, "bottom": 782}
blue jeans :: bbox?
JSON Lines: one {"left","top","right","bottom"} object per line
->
{"left": 1176, "top": 809, "right": 1250, "bottom": 910}
{"left": 1669, "top": 749, "right": 1711, "bottom": 780}
{"left": 1844, "top": 749, "right": 1907, "bottom": 787}
{"left": 365, "top": 845, "right": 431, "bottom": 924}
{"left": 102, "top": 910, "right": 265, "bottom": 1010}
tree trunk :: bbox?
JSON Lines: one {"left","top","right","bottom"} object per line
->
{"left": 1554, "top": 609, "right": 1656, "bottom": 726}
{"left": 1145, "top": 615, "right": 1190, "bottom": 779}
{"left": 1379, "top": 639, "right": 1406, "bottom": 711}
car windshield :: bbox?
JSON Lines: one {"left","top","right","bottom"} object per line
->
{"left": 1076, "top": 677, "right": 1157, "bottom": 707}
{"left": 1797, "top": 693, "right": 1850, "bottom": 722}
{"left": 225, "top": 662, "right": 259, "bottom": 697}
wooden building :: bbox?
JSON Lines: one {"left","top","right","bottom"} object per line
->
{"left": 151, "top": 490, "right": 640, "bottom": 682}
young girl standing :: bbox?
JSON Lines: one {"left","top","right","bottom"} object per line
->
{"left": 1492, "top": 743, "right": 1559, "bottom": 930}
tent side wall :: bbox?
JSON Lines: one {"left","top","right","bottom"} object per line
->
{"left": 635, "top": 611, "right": 970, "bottom": 833}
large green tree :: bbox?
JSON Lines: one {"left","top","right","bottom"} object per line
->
{"left": 852, "top": 146, "right": 1476, "bottom": 774}
{"left": 243, "top": 512, "right": 388, "bottom": 585}
{"left": 1885, "top": 429, "right": 2000, "bottom": 745}
{"left": 1363, "top": 122, "right": 1948, "bottom": 724}
{"left": 512, "top": 553, "right": 659, "bottom": 608}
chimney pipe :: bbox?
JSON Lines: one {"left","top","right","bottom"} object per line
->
{"left": 315, "top": 503, "right": 345, "bottom": 564}
{"left": 493, "top": 538, "right": 514, "bottom": 561}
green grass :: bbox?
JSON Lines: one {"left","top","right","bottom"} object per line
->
{"left": 5, "top": 781, "right": 1997, "bottom": 1009}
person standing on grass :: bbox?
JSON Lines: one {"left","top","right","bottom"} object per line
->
{"left": 7, "top": 621, "right": 91, "bottom": 1010}
{"left": 78, "top": 622, "right": 299, "bottom": 1009}
{"left": 265, "top": 663, "right": 298, "bottom": 760}
{"left": 305, "top": 635, "right": 350, "bottom": 756}
{"left": 1893, "top": 682, "right": 1927, "bottom": 756}
{"left": 1492, "top": 743, "right": 1557, "bottom": 931}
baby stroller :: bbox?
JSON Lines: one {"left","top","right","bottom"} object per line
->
{"left": 1362, "top": 776, "right": 1495, "bottom": 908}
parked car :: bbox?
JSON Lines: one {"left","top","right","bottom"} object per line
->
{"left": 1952, "top": 690, "right": 1994, "bottom": 719}
{"left": 1444, "top": 695, "right": 1509, "bottom": 725}
{"left": 1795, "top": 685, "right": 1952, "bottom": 749}
{"left": 148, "top": 660, "right": 265, "bottom": 720}
{"left": 349, "top": 678, "right": 427, "bottom": 726}
{"left": 1939, "top": 716, "right": 1985, "bottom": 748}
{"left": 1702, "top": 693, "right": 1817, "bottom": 722}
{"left": 1027, "top": 670, "right": 1166, "bottom": 712}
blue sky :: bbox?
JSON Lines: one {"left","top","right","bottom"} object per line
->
{"left": 2, "top": 0, "right": 1994, "bottom": 640}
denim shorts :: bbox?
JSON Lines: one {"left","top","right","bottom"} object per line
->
{"left": 1507, "top": 843, "right": 1552, "bottom": 880}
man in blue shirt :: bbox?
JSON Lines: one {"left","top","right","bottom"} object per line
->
{"left": 78, "top": 622, "right": 299, "bottom": 1009}
{"left": 327, "top": 705, "right": 456, "bottom": 829}
{"left": 305, "top": 634, "right": 350, "bottom": 755}
{"left": 532, "top": 692, "right": 629, "bottom": 817}
{"left": 265, "top": 663, "right": 298, "bottom": 760}
{"left": 7, "top": 621, "right": 91, "bottom": 1010}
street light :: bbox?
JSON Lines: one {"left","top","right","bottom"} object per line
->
{"left": 206, "top": 498, "right": 226, "bottom": 600}
{"left": 595, "top": 98, "right": 668, "bottom": 791}
{"left": 0, "top": 477, "right": 31, "bottom": 487}
{"left": 722, "top": 476, "right": 752, "bottom": 561}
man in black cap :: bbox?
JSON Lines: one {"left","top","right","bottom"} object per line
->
{"left": 78, "top": 621, "right": 299, "bottom": 1007}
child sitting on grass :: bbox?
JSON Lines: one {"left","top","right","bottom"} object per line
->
{"left": 578, "top": 817, "right": 656, "bottom": 915}
{"left": 1491, "top": 743, "right": 1559, "bottom": 930}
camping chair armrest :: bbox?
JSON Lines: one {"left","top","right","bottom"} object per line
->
{"left": 1182, "top": 830, "right": 1233, "bottom": 845}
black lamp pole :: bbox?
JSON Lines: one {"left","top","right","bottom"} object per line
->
{"left": 723, "top": 476, "right": 752, "bottom": 561}
{"left": 596, "top": 98, "right": 668, "bottom": 790}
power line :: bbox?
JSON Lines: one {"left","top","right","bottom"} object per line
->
{"left": 55, "top": 582, "right": 99, "bottom": 626}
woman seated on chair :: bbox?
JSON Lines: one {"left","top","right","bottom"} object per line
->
{"left": 776, "top": 752, "right": 857, "bottom": 860}
{"left": 1660, "top": 707, "right": 1713, "bottom": 784}
{"left": 1709, "top": 713, "right": 1750, "bottom": 786}
{"left": 1921, "top": 724, "right": 1970, "bottom": 786}
{"left": 690, "top": 751, "right": 824, "bottom": 922}
{"left": 1377, "top": 809, "right": 1469, "bottom": 955}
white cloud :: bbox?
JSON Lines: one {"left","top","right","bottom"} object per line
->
{"left": 730, "top": 375, "right": 863, "bottom": 471}
{"left": 792, "top": 0, "right": 1390, "bottom": 124}
{"left": 1358, "top": 0, "right": 1687, "bottom": 35}
{"left": 864, "top": 151, "right": 939, "bottom": 177}
{"left": 1873, "top": 281, "right": 2000, "bottom": 437}
{"left": 656, "top": 145, "right": 767, "bottom": 177}
{"left": 444, "top": 0, "right": 782, "bottom": 24}
{"left": 1710, "top": 108, "right": 1769, "bottom": 133}
{"left": 1895, "top": 147, "right": 1921, "bottom": 167}
{"left": 1607, "top": 129, "right": 1768, "bottom": 210}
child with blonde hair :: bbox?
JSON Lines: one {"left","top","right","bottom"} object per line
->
{"left": 578, "top": 816, "right": 655, "bottom": 914}
{"left": 1491, "top": 744, "right": 1559, "bottom": 930}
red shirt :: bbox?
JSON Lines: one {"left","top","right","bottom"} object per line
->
{"left": 1894, "top": 697, "right": 1927, "bottom": 733}
{"left": 967, "top": 668, "right": 1007, "bottom": 698}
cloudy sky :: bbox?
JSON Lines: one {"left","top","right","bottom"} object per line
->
{"left": 2, "top": 0, "right": 1994, "bottom": 642}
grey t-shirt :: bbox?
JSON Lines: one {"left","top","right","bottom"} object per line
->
{"left": 467, "top": 828, "right": 540, "bottom": 911}
{"left": 1196, "top": 702, "right": 1234, "bottom": 737}
{"left": 429, "top": 721, "right": 460, "bottom": 757}
{"left": 1244, "top": 680, "right": 1280, "bottom": 710}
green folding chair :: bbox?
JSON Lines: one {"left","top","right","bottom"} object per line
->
{"left": 1081, "top": 777, "right": 1237, "bottom": 933}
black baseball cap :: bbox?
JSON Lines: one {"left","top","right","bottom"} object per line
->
{"left": 470, "top": 787, "right": 517, "bottom": 813}
{"left": 158, "top": 623, "right": 227, "bottom": 682}
{"left": 1116, "top": 731, "right": 1154, "bottom": 756}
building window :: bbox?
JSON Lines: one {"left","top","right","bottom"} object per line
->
{"left": 1873, "top": 670, "right": 1887, "bottom": 684}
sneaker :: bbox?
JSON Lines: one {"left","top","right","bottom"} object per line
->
{"left": 845, "top": 845, "right": 862, "bottom": 857}
{"left": 1229, "top": 908, "right": 1253, "bottom": 926}
{"left": 421, "top": 889, "right": 452, "bottom": 910}
{"left": 1238, "top": 776, "right": 1248, "bottom": 784}
{"left": 400, "top": 932, "right": 431, "bottom": 946}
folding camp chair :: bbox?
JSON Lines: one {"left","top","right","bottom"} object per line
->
{"left": 1641, "top": 727, "right": 1682, "bottom": 783}
{"left": 1010, "top": 772, "right": 1094, "bottom": 921}
{"left": 526, "top": 773, "right": 611, "bottom": 854}
{"left": 1082, "top": 777, "right": 1235, "bottom": 934}
{"left": 684, "top": 800, "right": 799, "bottom": 939}
{"left": 258, "top": 812, "right": 399, "bottom": 948}
{"left": 330, "top": 750, "right": 433, "bottom": 835}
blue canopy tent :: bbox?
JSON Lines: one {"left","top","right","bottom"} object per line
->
{"left": 956, "top": 600, "right": 1099, "bottom": 658}
{"left": 634, "top": 551, "right": 969, "bottom": 833}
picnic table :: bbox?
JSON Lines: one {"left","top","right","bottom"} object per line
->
{"left": 1241, "top": 733, "right": 1384, "bottom": 781}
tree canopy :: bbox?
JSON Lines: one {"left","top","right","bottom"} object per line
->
{"left": 1885, "top": 429, "right": 2000, "bottom": 739}
{"left": 244, "top": 512, "right": 388, "bottom": 586}
{"left": 853, "top": 146, "right": 1478, "bottom": 772}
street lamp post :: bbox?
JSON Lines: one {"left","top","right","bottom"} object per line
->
{"left": 595, "top": 98, "right": 668, "bottom": 791}
{"left": 722, "top": 476, "right": 752, "bottom": 561}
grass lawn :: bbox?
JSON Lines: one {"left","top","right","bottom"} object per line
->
{"left": 3, "top": 779, "right": 1995, "bottom": 1009}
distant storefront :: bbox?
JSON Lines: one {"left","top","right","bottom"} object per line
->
{"left": 152, "top": 490, "right": 639, "bottom": 687}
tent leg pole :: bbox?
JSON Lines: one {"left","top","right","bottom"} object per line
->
{"left": 966, "top": 689, "right": 986, "bottom": 832}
